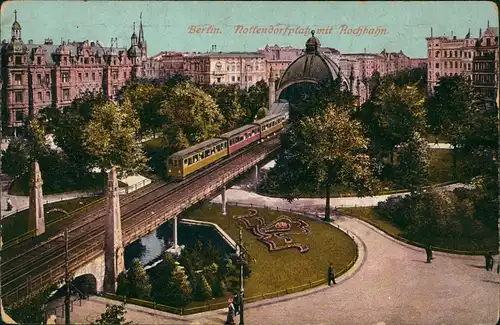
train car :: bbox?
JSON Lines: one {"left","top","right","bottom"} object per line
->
{"left": 253, "top": 114, "right": 286, "bottom": 139}
{"left": 168, "top": 138, "right": 228, "bottom": 180}
{"left": 218, "top": 124, "right": 261, "bottom": 155}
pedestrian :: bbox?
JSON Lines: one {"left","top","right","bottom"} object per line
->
{"left": 328, "top": 262, "right": 336, "bottom": 285}
{"left": 233, "top": 293, "right": 240, "bottom": 316}
{"left": 488, "top": 253, "right": 495, "bottom": 272}
{"left": 425, "top": 245, "right": 433, "bottom": 263}
{"left": 485, "top": 252, "right": 493, "bottom": 271}
{"left": 6, "top": 197, "right": 12, "bottom": 211}
{"left": 225, "top": 297, "right": 235, "bottom": 325}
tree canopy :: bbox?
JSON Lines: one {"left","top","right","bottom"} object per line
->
{"left": 159, "top": 82, "right": 225, "bottom": 151}
{"left": 270, "top": 103, "right": 373, "bottom": 220}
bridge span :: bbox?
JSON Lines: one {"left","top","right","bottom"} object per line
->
{"left": 1, "top": 138, "right": 280, "bottom": 306}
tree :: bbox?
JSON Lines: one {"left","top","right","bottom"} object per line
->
{"left": 159, "top": 82, "right": 225, "bottom": 151}
{"left": 90, "top": 303, "right": 133, "bottom": 325}
{"left": 358, "top": 80, "right": 427, "bottom": 164}
{"left": 118, "top": 82, "right": 166, "bottom": 136}
{"left": 124, "top": 259, "right": 152, "bottom": 300}
{"left": 5, "top": 284, "right": 58, "bottom": 324}
{"left": 427, "top": 76, "right": 484, "bottom": 173}
{"left": 241, "top": 80, "right": 269, "bottom": 121}
{"left": 202, "top": 84, "right": 249, "bottom": 131}
{"left": 192, "top": 271, "right": 213, "bottom": 301}
{"left": 169, "top": 263, "right": 193, "bottom": 307}
{"left": 150, "top": 252, "right": 177, "bottom": 303}
{"left": 1, "top": 138, "right": 30, "bottom": 179}
{"left": 271, "top": 104, "right": 374, "bottom": 221}
{"left": 396, "top": 131, "right": 430, "bottom": 192}
{"left": 83, "top": 98, "right": 147, "bottom": 175}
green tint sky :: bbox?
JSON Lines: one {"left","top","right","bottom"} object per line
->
{"left": 0, "top": 1, "right": 497, "bottom": 58}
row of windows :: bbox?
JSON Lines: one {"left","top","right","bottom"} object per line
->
{"left": 182, "top": 142, "right": 228, "bottom": 166}
{"left": 434, "top": 50, "right": 473, "bottom": 59}
{"left": 36, "top": 91, "right": 51, "bottom": 102}
{"left": 229, "top": 129, "right": 259, "bottom": 146}
{"left": 261, "top": 118, "right": 283, "bottom": 132}
{"left": 62, "top": 71, "right": 104, "bottom": 83}
{"left": 473, "top": 74, "right": 495, "bottom": 83}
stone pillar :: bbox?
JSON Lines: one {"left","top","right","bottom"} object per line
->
{"left": 222, "top": 185, "right": 227, "bottom": 216}
{"left": 173, "top": 216, "right": 178, "bottom": 249}
{"left": 268, "top": 67, "right": 276, "bottom": 112}
{"left": 103, "top": 167, "right": 124, "bottom": 294}
{"left": 28, "top": 161, "right": 45, "bottom": 236}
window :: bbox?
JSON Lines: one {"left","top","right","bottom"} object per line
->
{"left": 85, "top": 58, "right": 89, "bottom": 64}
{"left": 45, "top": 74, "right": 50, "bottom": 83}
{"left": 435, "top": 72, "right": 440, "bottom": 79}
{"left": 15, "top": 91, "right": 23, "bottom": 102}
{"left": 217, "top": 78, "right": 221, "bottom": 83}
{"left": 454, "top": 51, "right": 457, "bottom": 57}
{"left": 444, "top": 62, "right": 447, "bottom": 68}
{"left": 468, "top": 63, "right": 471, "bottom": 70}
{"left": 435, "top": 51, "right": 440, "bottom": 58}
{"left": 37, "top": 57, "right": 41, "bottom": 65}
{"left": 15, "top": 110, "right": 23, "bottom": 122}
{"left": 63, "top": 57, "right": 68, "bottom": 64}
{"left": 37, "top": 92, "right": 42, "bottom": 102}
{"left": 62, "top": 72, "right": 69, "bottom": 83}
{"left": 487, "top": 38, "right": 491, "bottom": 46}
{"left": 14, "top": 74, "right": 22, "bottom": 85}
{"left": 92, "top": 72, "right": 95, "bottom": 81}
{"left": 78, "top": 73, "right": 82, "bottom": 81}
{"left": 231, "top": 76, "right": 235, "bottom": 82}
{"left": 245, "top": 76, "right": 247, "bottom": 82}
{"left": 455, "top": 62, "right": 458, "bottom": 68}
{"left": 46, "top": 91, "right": 50, "bottom": 100}
{"left": 112, "top": 71, "right": 118, "bottom": 80}
{"left": 85, "top": 72, "right": 89, "bottom": 79}
{"left": 37, "top": 74, "right": 42, "bottom": 84}
{"left": 15, "top": 56, "right": 22, "bottom": 65}
{"left": 231, "top": 65, "right": 235, "bottom": 71}
{"left": 435, "top": 63, "right": 439, "bottom": 68}
{"left": 237, "top": 77, "right": 240, "bottom": 81}
{"left": 63, "top": 89, "right": 70, "bottom": 100}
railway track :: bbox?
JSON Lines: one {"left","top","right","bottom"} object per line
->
{"left": 1, "top": 138, "right": 280, "bottom": 304}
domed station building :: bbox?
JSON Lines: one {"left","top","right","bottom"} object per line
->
{"left": 270, "top": 31, "right": 350, "bottom": 115}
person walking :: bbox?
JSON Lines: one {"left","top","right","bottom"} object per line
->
{"left": 485, "top": 252, "right": 493, "bottom": 271}
{"left": 233, "top": 293, "right": 240, "bottom": 316}
{"left": 225, "top": 297, "right": 236, "bottom": 325}
{"left": 6, "top": 197, "right": 12, "bottom": 211}
{"left": 425, "top": 245, "right": 433, "bottom": 263}
{"left": 328, "top": 263, "right": 336, "bottom": 285}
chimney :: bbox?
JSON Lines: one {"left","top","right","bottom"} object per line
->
{"left": 431, "top": 27, "right": 433, "bottom": 37}
{"left": 28, "top": 39, "right": 33, "bottom": 44}
{"left": 364, "top": 47, "right": 366, "bottom": 53}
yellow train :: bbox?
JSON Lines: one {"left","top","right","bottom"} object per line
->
{"left": 168, "top": 113, "right": 286, "bottom": 180}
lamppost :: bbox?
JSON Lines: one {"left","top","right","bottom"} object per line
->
{"left": 238, "top": 227, "right": 245, "bottom": 325}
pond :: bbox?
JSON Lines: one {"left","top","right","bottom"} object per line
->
{"left": 124, "top": 218, "right": 234, "bottom": 269}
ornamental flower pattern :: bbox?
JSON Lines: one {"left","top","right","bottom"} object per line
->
{"left": 233, "top": 209, "right": 311, "bottom": 253}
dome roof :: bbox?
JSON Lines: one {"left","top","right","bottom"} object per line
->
{"left": 12, "top": 21, "right": 21, "bottom": 30}
{"left": 277, "top": 31, "right": 348, "bottom": 90}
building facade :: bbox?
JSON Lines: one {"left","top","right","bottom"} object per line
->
{"left": 183, "top": 47, "right": 267, "bottom": 88}
{"left": 426, "top": 23, "right": 498, "bottom": 107}
{"left": 1, "top": 11, "right": 147, "bottom": 136}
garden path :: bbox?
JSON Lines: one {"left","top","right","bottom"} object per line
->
{"left": 59, "top": 186, "right": 498, "bottom": 325}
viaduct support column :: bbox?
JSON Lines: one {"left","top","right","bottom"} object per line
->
{"left": 173, "top": 216, "right": 178, "bottom": 249}
{"left": 103, "top": 167, "right": 124, "bottom": 294}
{"left": 254, "top": 165, "right": 259, "bottom": 190}
{"left": 222, "top": 185, "right": 227, "bottom": 216}
{"left": 28, "top": 160, "right": 45, "bottom": 236}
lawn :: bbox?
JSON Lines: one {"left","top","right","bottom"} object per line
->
{"left": 339, "top": 207, "right": 498, "bottom": 252}
{"left": 2, "top": 196, "right": 103, "bottom": 247}
{"left": 183, "top": 203, "right": 357, "bottom": 300}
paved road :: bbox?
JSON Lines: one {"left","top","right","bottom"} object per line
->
{"left": 55, "top": 186, "right": 498, "bottom": 325}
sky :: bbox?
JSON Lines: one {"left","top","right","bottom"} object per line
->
{"left": 0, "top": 1, "right": 497, "bottom": 58}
